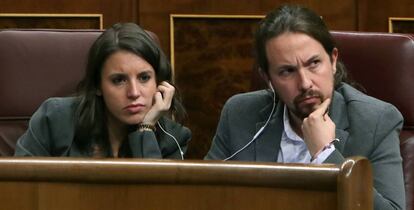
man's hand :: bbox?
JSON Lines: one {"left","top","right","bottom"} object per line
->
{"left": 301, "top": 98, "right": 336, "bottom": 157}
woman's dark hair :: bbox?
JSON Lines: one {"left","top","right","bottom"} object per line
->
{"left": 255, "top": 5, "right": 349, "bottom": 88}
{"left": 73, "top": 22, "right": 186, "bottom": 152}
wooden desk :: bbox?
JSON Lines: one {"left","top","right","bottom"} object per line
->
{"left": 0, "top": 156, "right": 372, "bottom": 210}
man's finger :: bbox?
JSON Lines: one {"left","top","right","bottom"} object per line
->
{"left": 313, "top": 98, "right": 331, "bottom": 116}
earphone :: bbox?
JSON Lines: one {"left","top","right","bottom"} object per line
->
{"left": 157, "top": 121, "right": 184, "bottom": 160}
{"left": 223, "top": 80, "right": 276, "bottom": 161}
{"left": 269, "top": 80, "right": 275, "bottom": 92}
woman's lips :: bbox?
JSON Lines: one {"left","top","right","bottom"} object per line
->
{"left": 124, "top": 104, "right": 145, "bottom": 114}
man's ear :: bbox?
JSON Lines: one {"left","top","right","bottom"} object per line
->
{"left": 259, "top": 68, "right": 274, "bottom": 92}
{"left": 259, "top": 67, "right": 269, "bottom": 82}
{"left": 331, "top": 47, "right": 339, "bottom": 74}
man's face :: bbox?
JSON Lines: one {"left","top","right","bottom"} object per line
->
{"left": 265, "top": 32, "right": 338, "bottom": 119}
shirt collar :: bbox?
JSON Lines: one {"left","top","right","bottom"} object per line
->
{"left": 283, "top": 105, "right": 304, "bottom": 142}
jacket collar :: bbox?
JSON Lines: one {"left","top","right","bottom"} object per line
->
{"left": 330, "top": 90, "right": 350, "bottom": 152}
{"left": 254, "top": 95, "right": 284, "bottom": 162}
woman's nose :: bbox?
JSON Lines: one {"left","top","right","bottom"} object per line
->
{"left": 127, "top": 81, "right": 139, "bottom": 99}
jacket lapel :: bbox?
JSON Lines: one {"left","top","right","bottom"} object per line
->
{"left": 254, "top": 101, "right": 284, "bottom": 162}
{"left": 330, "top": 91, "right": 350, "bottom": 152}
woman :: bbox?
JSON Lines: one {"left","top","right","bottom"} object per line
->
{"left": 15, "top": 23, "right": 190, "bottom": 159}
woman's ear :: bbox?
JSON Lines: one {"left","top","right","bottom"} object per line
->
{"left": 259, "top": 67, "right": 269, "bottom": 83}
{"left": 96, "top": 89, "right": 102, "bottom": 96}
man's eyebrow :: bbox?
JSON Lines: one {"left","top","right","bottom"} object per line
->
{"left": 305, "top": 55, "right": 321, "bottom": 65}
{"left": 276, "top": 64, "right": 297, "bottom": 71}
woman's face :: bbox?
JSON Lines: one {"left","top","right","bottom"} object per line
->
{"left": 99, "top": 50, "right": 157, "bottom": 127}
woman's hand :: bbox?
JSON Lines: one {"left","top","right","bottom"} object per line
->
{"left": 301, "top": 98, "right": 336, "bottom": 157}
{"left": 142, "top": 81, "right": 175, "bottom": 125}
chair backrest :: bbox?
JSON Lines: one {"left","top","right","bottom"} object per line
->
{"left": 331, "top": 31, "right": 414, "bottom": 142}
{"left": 250, "top": 30, "right": 414, "bottom": 210}
{"left": 0, "top": 29, "right": 102, "bottom": 156}
{"left": 0, "top": 29, "right": 159, "bottom": 156}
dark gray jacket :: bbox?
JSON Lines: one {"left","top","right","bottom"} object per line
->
{"left": 15, "top": 97, "right": 191, "bottom": 159}
{"left": 206, "top": 83, "right": 405, "bottom": 210}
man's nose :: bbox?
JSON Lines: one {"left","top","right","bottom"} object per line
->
{"left": 298, "top": 69, "right": 313, "bottom": 91}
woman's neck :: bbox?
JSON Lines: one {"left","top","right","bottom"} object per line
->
{"left": 106, "top": 115, "right": 128, "bottom": 158}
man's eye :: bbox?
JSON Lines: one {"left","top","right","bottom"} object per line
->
{"left": 279, "top": 68, "right": 295, "bottom": 76}
{"left": 309, "top": 60, "right": 320, "bottom": 68}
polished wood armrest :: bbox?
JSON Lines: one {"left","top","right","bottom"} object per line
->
{"left": 0, "top": 156, "right": 372, "bottom": 210}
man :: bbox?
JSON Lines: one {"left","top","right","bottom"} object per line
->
{"left": 205, "top": 5, "right": 405, "bottom": 210}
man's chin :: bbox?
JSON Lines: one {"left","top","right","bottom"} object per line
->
{"left": 294, "top": 105, "right": 318, "bottom": 119}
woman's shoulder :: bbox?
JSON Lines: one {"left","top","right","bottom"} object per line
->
{"left": 33, "top": 97, "right": 78, "bottom": 129}
{"left": 41, "top": 97, "right": 78, "bottom": 109}
{"left": 17, "top": 97, "right": 78, "bottom": 156}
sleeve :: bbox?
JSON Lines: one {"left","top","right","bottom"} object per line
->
{"left": 128, "top": 130, "right": 162, "bottom": 158}
{"left": 325, "top": 105, "right": 405, "bottom": 210}
{"left": 369, "top": 105, "right": 405, "bottom": 210}
{"left": 160, "top": 124, "right": 191, "bottom": 159}
{"left": 311, "top": 145, "right": 336, "bottom": 164}
{"left": 14, "top": 99, "right": 55, "bottom": 156}
{"left": 128, "top": 120, "right": 191, "bottom": 160}
{"left": 204, "top": 100, "right": 232, "bottom": 160}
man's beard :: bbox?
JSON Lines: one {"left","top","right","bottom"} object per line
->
{"left": 291, "top": 89, "right": 324, "bottom": 119}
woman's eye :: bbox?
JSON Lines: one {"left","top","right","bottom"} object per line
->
{"left": 111, "top": 76, "right": 127, "bottom": 85}
{"left": 138, "top": 73, "right": 151, "bottom": 83}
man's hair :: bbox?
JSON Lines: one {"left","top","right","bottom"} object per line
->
{"left": 255, "top": 5, "right": 348, "bottom": 88}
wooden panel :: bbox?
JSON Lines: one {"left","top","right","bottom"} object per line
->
{"left": 172, "top": 15, "right": 262, "bottom": 159}
{"left": 0, "top": 0, "right": 139, "bottom": 29}
{"left": 358, "top": 0, "right": 414, "bottom": 32}
{"left": 388, "top": 17, "right": 414, "bottom": 33}
{"left": 0, "top": 14, "right": 102, "bottom": 29}
{"left": 139, "top": 0, "right": 356, "bottom": 58}
{"left": 0, "top": 157, "right": 373, "bottom": 210}
{"left": 1, "top": 182, "right": 337, "bottom": 210}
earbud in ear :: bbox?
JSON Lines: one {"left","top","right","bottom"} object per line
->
{"left": 268, "top": 81, "right": 275, "bottom": 92}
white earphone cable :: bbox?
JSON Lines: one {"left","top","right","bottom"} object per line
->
{"left": 157, "top": 121, "right": 184, "bottom": 160}
{"left": 224, "top": 87, "right": 276, "bottom": 161}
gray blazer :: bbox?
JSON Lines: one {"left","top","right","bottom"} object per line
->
{"left": 206, "top": 83, "right": 405, "bottom": 210}
{"left": 15, "top": 97, "right": 191, "bottom": 159}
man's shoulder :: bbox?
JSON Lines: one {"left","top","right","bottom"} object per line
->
{"left": 337, "top": 83, "right": 401, "bottom": 116}
{"left": 225, "top": 89, "right": 273, "bottom": 109}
